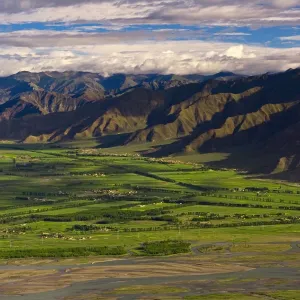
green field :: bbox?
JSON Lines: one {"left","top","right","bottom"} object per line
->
{"left": 0, "top": 142, "right": 299, "bottom": 299}
{"left": 0, "top": 142, "right": 300, "bottom": 256}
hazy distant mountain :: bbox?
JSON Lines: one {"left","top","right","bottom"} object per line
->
{"left": 11, "top": 71, "right": 106, "bottom": 101}
{"left": 0, "top": 70, "right": 244, "bottom": 122}
{"left": 0, "top": 69, "right": 299, "bottom": 179}
{"left": 0, "top": 70, "right": 243, "bottom": 105}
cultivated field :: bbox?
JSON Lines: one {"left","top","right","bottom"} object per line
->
{"left": 0, "top": 141, "right": 299, "bottom": 299}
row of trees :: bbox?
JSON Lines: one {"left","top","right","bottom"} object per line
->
{"left": 101, "top": 216, "right": 300, "bottom": 232}
{"left": 0, "top": 246, "right": 126, "bottom": 259}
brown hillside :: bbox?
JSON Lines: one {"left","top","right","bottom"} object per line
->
{"left": 0, "top": 68, "right": 299, "bottom": 178}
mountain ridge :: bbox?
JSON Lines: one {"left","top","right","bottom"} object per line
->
{"left": 0, "top": 68, "right": 299, "bottom": 180}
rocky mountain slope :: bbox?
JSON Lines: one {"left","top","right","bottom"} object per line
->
{"left": 0, "top": 68, "right": 299, "bottom": 179}
{"left": 0, "top": 71, "right": 242, "bottom": 119}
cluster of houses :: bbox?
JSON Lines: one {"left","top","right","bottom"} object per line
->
{"left": 40, "top": 232, "right": 93, "bottom": 241}
{"left": 1, "top": 224, "right": 30, "bottom": 235}
{"left": 72, "top": 172, "right": 106, "bottom": 178}
{"left": 90, "top": 189, "right": 137, "bottom": 197}
{"left": 77, "top": 149, "right": 141, "bottom": 158}
{"left": 231, "top": 188, "right": 246, "bottom": 193}
{"left": 147, "top": 157, "right": 200, "bottom": 167}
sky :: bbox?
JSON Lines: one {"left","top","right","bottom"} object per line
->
{"left": 0, "top": 0, "right": 299, "bottom": 76}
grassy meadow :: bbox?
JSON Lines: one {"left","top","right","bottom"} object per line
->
{"left": 0, "top": 140, "right": 299, "bottom": 258}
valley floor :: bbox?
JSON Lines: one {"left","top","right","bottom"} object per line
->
{"left": 0, "top": 141, "right": 299, "bottom": 299}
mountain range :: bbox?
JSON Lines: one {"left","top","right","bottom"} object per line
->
{"left": 0, "top": 69, "right": 299, "bottom": 180}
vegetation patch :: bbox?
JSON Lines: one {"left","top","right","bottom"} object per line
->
{"left": 0, "top": 246, "right": 126, "bottom": 259}
{"left": 138, "top": 240, "right": 191, "bottom": 256}
{"left": 230, "top": 243, "right": 291, "bottom": 253}
{"left": 185, "top": 293, "right": 261, "bottom": 300}
{"left": 265, "top": 290, "right": 300, "bottom": 300}
{"left": 112, "top": 285, "right": 188, "bottom": 295}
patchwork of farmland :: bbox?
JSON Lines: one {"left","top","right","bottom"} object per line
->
{"left": 0, "top": 143, "right": 299, "bottom": 299}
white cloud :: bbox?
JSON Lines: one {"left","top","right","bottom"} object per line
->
{"left": 224, "top": 45, "right": 256, "bottom": 58}
{"left": 0, "top": 41, "right": 298, "bottom": 77}
{"left": 0, "top": 1, "right": 299, "bottom": 27}
{"left": 280, "top": 35, "right": 300, "bottom": 41}
{"left": 0, "top": 29, "right": 207, "bottom": 47}
{"left": 271, "top": 0, "right": 300, "bottom": 8}
{"left": 214, "top": 32, "right": 252, "bottom": 36}
{"left": 0, "top": 2, "right": 156, "bottom": 24}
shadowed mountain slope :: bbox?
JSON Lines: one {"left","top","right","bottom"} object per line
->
{"left": 0, "top": 68, "right": 299, "bottom": 178}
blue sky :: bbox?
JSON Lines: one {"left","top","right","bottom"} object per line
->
{"left": 0, "top": 0, "right": 299, "bottom": 76}
{"left": 1, "top": 22, "right": 299, "bottom": 48}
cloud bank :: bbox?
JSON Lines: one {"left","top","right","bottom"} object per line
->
{"left": 0, "top": 40, "right": 299, "bottom": 76}
{"left": 0, "top": 0, "right": 299, "bottom": 75}
{"left": 0, "top": 1, "right": 299, "bottom": 26}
